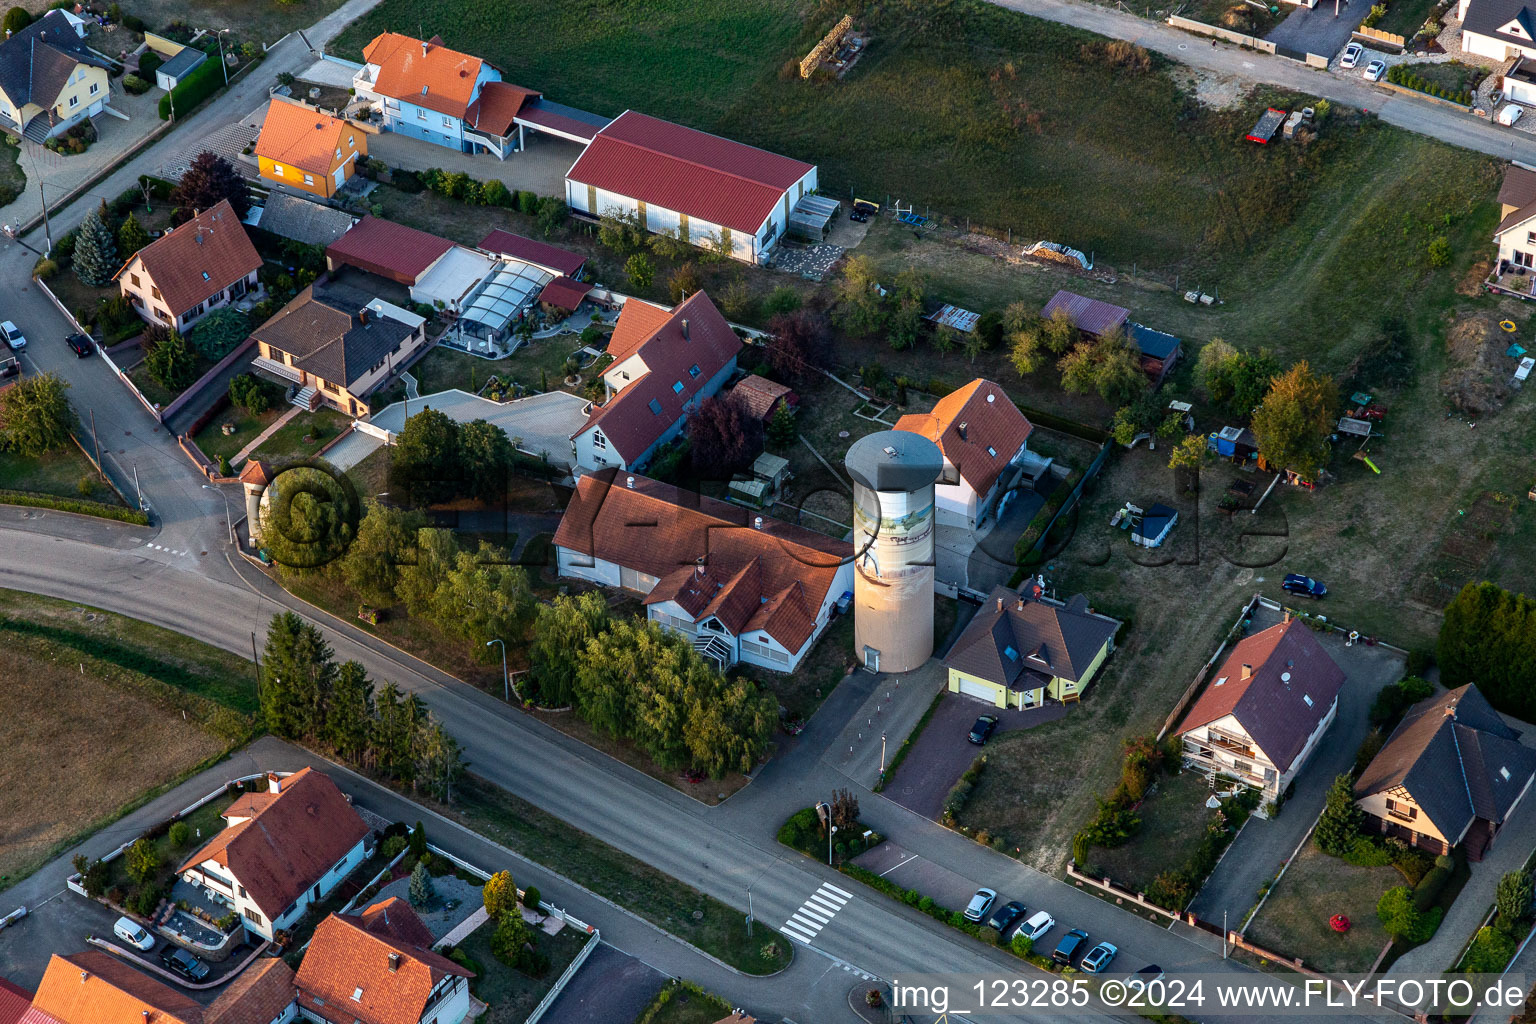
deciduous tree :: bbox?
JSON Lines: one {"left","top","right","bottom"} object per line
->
{"left": 173, "top": 152, "right": 250, "bottom": 219}
{"left": 833, "top": 255, "right": 885, "bottom": 337}
{"left": 625, "top": 252, "right": 654, "bottom": 290}
{"left": 339, "top": 501, "right": 427, "bottom": 607}
{"left": 0, "top": 372, "right": 73, "bottom": 456}
{"left": 483, "top": 871, "right": 516, "bottom": 918}
{"left": 763, "top": 310, "right": 830, "bottom": 382}
{"left": 391, "top": 409, "right": 462, "bottom": 506}
{"left": 597, "top": 209, "right": 646, "bottom": 254}
{"left": 687, "top": 394, "right": 763, "bottom": 478}
{"left": 529, "top": 591, "right": 609, "bottom": 707}
{"left": 458, "top": 418, "right": 515, "bottom": 504}
{"left": 1250, "top": 360, "right": 1338, "bottom": 480}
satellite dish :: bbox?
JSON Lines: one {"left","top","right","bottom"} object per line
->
{"left": 1281, "top": 671, "right": 1292, "bottom": 683}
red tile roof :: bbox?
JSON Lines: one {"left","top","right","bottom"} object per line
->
{"left": 296, "top": 901, "right": 471, "bottom": 1024}
{"left": 730, "top": 374, "right": 794, "bottom": 421}
{"left": 894, "top": 379, "right": 1032, "bottom": 499}
{"left": 362, "top": 33, "right": 486, "bottom": 119}
{"left": 566, "top": 110, "right": 814, "bottom": 235}
{"left": 326, "top": 216, "right": 455, "bottom": 285}
{"left": 24, "top": 952, "right": 201, "bottom": 1024}
{"left": 206, "top": 958, "right": 295, "bottom": 1024}
{"left": 354, "top": 897, "right": 435, "bottom": 950}
{"left": 256, "top": 100, "right": 356, "bottom": 177}
{"left": 1177, "top": 618, "right": 1346, "bottom": 772}
{"left": 1040, "top": 290, "right": 1129, "bottom": 337}
{"left": 477, "top": 229, "right": 586, "bottom": 277}
{"left": 238, "top": 459, "right": 273, "bottom": 487}
{"left": 538, "top": 276, "right": 591, "bottom": 311}
{"left": 178, "top": 767, "right": 371, "bottom": 924}
{"left": 114, "top": 200, "right": 260, "bottom": 318}
{"left": 0, "top": 977, "right": 32, "bottom": 1024}
{"left": 464, "top": 81, "right": 539, "bottom": 137}
{"left": 553, "top": 469, "right": 848, "bottom": 654}
{"left": 574, "top": 291, "right": 743, "bottom": 464}
{"left": 602, "top": 298, "right": 673, "bottom": 365}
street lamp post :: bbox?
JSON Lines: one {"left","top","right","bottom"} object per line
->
{"left": 486, "top": 638, "right": 509, "bottom": 702}
{"left": 828, "top": 824, "right": 838, "bottom": 866}
{"left": 217, "top": 29, "right": 230, "bottom": 85}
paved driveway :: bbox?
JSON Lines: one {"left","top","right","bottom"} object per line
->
{"left": 884, "top": 692, "right": 1066, "bottom": 820}
{"left": 1190, "top": 610, "right": 1405, "bottom": 929}
{"left": 370, "top": 388, "right": 586, "bottom": 469}
{"left": 1266, "top": 0, "right": 1369, "bottom": 58}
{"left": 540, "top": 943, "right": 665, "bottom": 1024}
{"left": 967, "top": 484, "right": 1046, "bottom": 594}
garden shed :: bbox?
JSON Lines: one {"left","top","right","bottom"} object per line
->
{"left": 156, "top": 47, "right": 207, "bottom": 91}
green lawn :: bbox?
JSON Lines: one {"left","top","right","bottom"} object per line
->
{"left": 1084, "top": 770, "right": 1218, "bottom": 895}
{"left": 0, "top": 137, "right": 24, "bottom": 208}
{"left": 103, "top": 795, "right": 232, "bottom": 895}
{"left": 1244, "top": 842, "right": 1399, "bottom": 973}
{"left": 0, "top": 445, "right": 121, "bottom": 504}
{"left": 249, "top": 408, "right": 350, "bottom": 464}
{"left": 430, "top": 773, "right": 794, "bottom": 976}
{"left": 193, "top": 406, "right": 285, "bottom": 465}
{"left": 1377, "top": 0, "right": 1441, "bottom": 38}
{"left": 632, "top": 980, "right": 734, "bottom": 1024}
{"left": 456, "top": 917, "right": 592, "bottom": 1024}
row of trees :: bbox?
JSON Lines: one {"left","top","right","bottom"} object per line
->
{"left": 406, "top": 166, "right": 568, "bottom": 238}
{"left": 260, "top": 611, "right": 466, "bottom": 800}
{"left": 390, "top": 408, "right": 522, "bottom": 506}
{"left": 528, "top": 592, "right": 778, "bottom": 777}
{"left": 1439, "top": 582, "right": 1536, "bottom": 719}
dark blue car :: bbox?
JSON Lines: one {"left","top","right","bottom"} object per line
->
{"left": 1283, "top": 574, "right": 1326, "bottom": 599}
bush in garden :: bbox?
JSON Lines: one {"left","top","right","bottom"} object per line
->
{"left": 168, "top": 821, "right": 190, "bottom": 847}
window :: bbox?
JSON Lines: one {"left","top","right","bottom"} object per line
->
{"left": 151, "top": 286, "right": 162, "bottom": 300}
{"left": 1527, "top": 231, "right": 1536, "bottom": 246}
{"left": 335, "top": 147, "right": 342, "bottom": 159}
{"left": 351, "top": 988, "right": 364, "bottom": 1002}
{"left": 593, "top": 456, "right": 608, "bottom": 466}
{"left": 986, "top": 446, "right": 997, "bottom": 457}
{"left": 688, "top": 364, "right": 700, "bottom": 378}
{"left": 272, "top": 164, "right": 284, "bottom": 177}
{"left": 201, "top": 271, "right": 210, "bottom": 281}
{"left": 89, "top": 82, "right": 98, "bottom": 96}
{"left": 592, "top": 431, "right": 606, "bottom": 450}
{"left": 1386, "top": 798, "right": 1418, "bottom": 821}
{"left": 672, "top": 381, "right": 684, "bottom": 394}
{"left": 348, "top": 136, "right": 355, "bottom": 148}
{"left": 241, "top": 908, "right": 262, "bottom": 925}
{"left": 648, "top": 398, "right": 663, "bottom": 415}
{"left": 303, "top": 174, "right": 314, "bottom": 186}
{"left": 416, "top": 108, "right": 426, "bottom": 120}
{"left": 443, "top": 115, "right": 453, "bottom": 127}
{"left": 68, "top": 95, "right": 78, "bottom": 108}
{"left": 130, "top": 273, "right": 140, "bottom": 288}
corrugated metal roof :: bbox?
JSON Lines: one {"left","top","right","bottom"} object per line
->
{"left": 566, "top": 110, "right": 814, "bottom": 235}
{"left": 1041, "top": 290, "right": 1129, "bottom": 337}
{"left": 326, "top": 215, "right": 455, "bottom": 284}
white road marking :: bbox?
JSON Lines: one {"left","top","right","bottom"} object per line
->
{"left": 781, "top": 883, "right": 852, "bottom": 943}
{"left": 878, "top": 852, "right": 920, "bottom": 877}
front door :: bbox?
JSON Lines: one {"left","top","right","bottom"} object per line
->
{"left": 863, "top": 646, "right": 880, "bottom": 672}
{"left": 334, "top": 165, "right": 345, "bottom": 189}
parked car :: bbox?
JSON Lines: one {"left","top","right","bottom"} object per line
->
{"left": 964, "top": 887, "right": 997, "bottom": 922}
{"left": 1282, "top": 573, "right": 1327, "bottom": 599}
{"left": 1, "top": 321, "right": 25, "bottom": 351}
{"left": 113, "top": 916, "right": 154, "bottom": 951}
{"left": 1340, "top": 42, "right": 1363, "bottom": 69}
{"left": 1053, "top": 928, "right": 1090, "bottom": 965}
{"left": 1082, "top": 941, "right": 1119, "bottom": 973}
{"left": 1363, "top": 60, "right": 1387, "bottom": 82}
{"left": 1136, "top": 965, "right": 1165, "bottom": 984}
{"left": 160, "top": 947, "right": 210, "bottom": 981}
{"left": 1018, "top": 910, "right": 1055, "bottom": 942}
{"left": 0, "top": 356, "right": 18, "bottom": 379}
{"left": 64, "top": 333, "right": 93, "bottom": 358}
{"left": 987, "top": 900, "right": 1027, "bottom": 934}
{"left": 1501, "top": 104, "right": 1526, "bottom": 126}
{"left": 968, "top": 714, "right": 999, "bottom": 745}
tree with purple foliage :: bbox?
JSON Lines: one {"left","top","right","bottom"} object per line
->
{"left": 763, "top": 310, "right": 831, "bottom": 383}
{"left": 173, "top": 151, "right": 251, "bottom": 221}
{"left": 686, "top": 395, "right": 763, "bottom": 479}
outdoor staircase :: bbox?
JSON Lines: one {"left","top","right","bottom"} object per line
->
{"left": 692, "top": 633, "right": 733, "bottom": 669}
{"left": 291, "top": 386, "right": 320, "bottom": 411}
{"left": 21, "top": 115, "right": 53, "bottom": 145}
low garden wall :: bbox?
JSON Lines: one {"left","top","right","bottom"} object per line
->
{"left": 1167, "top": 15, "right": 1279, "bottom": 53}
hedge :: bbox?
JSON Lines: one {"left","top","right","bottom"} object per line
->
{"left": 0, "top": 489, "right": 148, "bottom": 525}
{"left": 158, "top": 55, "right": 224, "bottom": 120}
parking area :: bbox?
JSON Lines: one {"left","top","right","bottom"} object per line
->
{"left": 1189, "top": 612, "right": 1406, "bottom": 926}
{"left": 1266, "top": 0, "right": 1369, "bottom": 58}
{"left": 883, "top": 692, "right": 1066, "bottom": 820}
{"left": 855, "top": 841, "right": 984, "bottom": 910}
{"left": 539, "top": 942, "right": 665, "bottom": 1024}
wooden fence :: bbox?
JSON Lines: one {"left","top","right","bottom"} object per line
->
{"left": 1354, "top": 24, "right": 1407, "bottom": 48}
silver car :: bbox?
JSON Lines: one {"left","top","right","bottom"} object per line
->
{"left": 0, "top": 320, "right": 25, "bottom": 351}
{"left": 963, "top": 887, "right": 997, "bottom": 922}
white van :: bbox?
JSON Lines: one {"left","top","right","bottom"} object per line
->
{"left": 1499, "top": 104, "right": 1525, "bottom": 127}
{"left": 113, "top": 916, "right": 154, "bottom": 951}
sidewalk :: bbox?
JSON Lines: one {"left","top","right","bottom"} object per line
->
{"left": 232, "top": 406, "right": 301, "bottom": 463}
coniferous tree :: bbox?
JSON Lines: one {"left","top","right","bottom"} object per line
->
{"left": 118, "top": 211, "right": 151, "bottom": 256}
{"left": 1314, "top": 774, "right": 1364, "bottom": 857}
{"left": 325, "top": 660, "right": 374, "bottom": 762}
{"left": 73, "top": 202, "right": 118, "bottom": 286}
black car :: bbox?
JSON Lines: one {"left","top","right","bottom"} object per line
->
{"left": 1052, "top": 928, "right": 1089, "bottom": 965}
{"left": 64, "top": 333, "right": 93, "bottom": 358}
{"left": 160, "top": 946, "right": 210, "bottom": 981}
{"left": 1282, "top": 573, "right": 1326, "bottom": 599}
{"left": 968, "top": 714, "right": 999, "bottom": 745}
{"left": 987, "top": 900, "right": 1027, "bottom": 934}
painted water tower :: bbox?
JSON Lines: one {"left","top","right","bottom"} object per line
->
{"left": 845, "top": 430, "right": 943, "bottom": 673}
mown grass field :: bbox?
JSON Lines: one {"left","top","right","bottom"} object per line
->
{"left": 0, "top": 445, "right": 122, "bottom": 505}
{"left": 0, "top": 589, "right": 258, "bottom": 890}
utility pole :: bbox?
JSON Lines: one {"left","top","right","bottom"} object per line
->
{"left": 217, "top": 30, "right": 229, "bottom": 84}
{"left": 251, "top": 631, "right": 262, "bottom": 707}
{"left": 133, "top": 464, "right": 142, "bottom": 511}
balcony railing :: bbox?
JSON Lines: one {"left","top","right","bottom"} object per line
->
{"left": 1204, "top": 730, "right": 1256, "bottom": 758}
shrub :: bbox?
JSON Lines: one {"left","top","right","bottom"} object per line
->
{"left": 1011, "top": 932, "right": 1034, "bottom": 958}
{"left": 168, "top": 821, "right": 190, "bottom": 847}
{"left": 129, "top": 884, "right": 161, "bottom": 916}
{"left": 1463, "top": 926, "right": 1518, "bottom": 972}
{"left": 158, "top": 56, "right": 223, "bottom": 120}
{"left": 123, "top": 74, "right": 152, "bottom": 95}
{"left": 522, "top": 885, "right": 540, "bottom": 908}
{"left": 516, "top": 190, "right": 539, "bottom": 214}
{"left": 1146, "top": 870, "right": 1193, "bottom": 910}
{"left": 32, "top": 258, "right": 58, "bottom": 280}
{"left": 381, "top": 835, "right": 407, "bottom": 859}
{"left": 138, "top": 51, "right": 163, "bottom": 77}
{"left": 125, "top": 839, "right": 160, "bottom": 883}
{"left": 1413, "top": 865, "right": 1452, "bottom": 912}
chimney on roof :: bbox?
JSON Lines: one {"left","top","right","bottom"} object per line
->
{"left": 681, "top": 318, "right": 689, "bottom": 339}
{"left": 269, "top": 772, "right": 283, "bottom": 794}
{"left": 143, "top": 1012, "right": 149, "bottom": 1022}
{"left": 958, "top": 421, "right": 968, "bottom": 441}
{"left": 1445, "top": 703, "right": 1457, "bottom": 719}
{"left": 753, "top": 516, "right": 763, "bottom": 530}
{"left": 358, "top": 307, "right": 369, "bottom": 324}
{"left": 1016, "top": 598, "right": 1024, "bottom": 612}
{"left": 80, "top": 971, "right": 88, "bottom": 983}
{"left": 422, "top": 39, "right": 428, "bottom": 56}
{"left": 996, "top": 596, "right": 1003, "bottom": 611}
{"left": 1240, "top": 664, "right": 1252, "bottom": 680}
{"left": 1283, "top": 609, "right": 1291, "bottom": 624}
{"left": 626, "top": 475, "right": 634, "bottom": 489}
{"left": 388, "top": 952, "right": 401, "bottom": 973}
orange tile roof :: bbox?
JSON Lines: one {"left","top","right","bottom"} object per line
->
{"left": 295, "top": 902, "right": 471, "bottom": 1024}
{"left": 205, "top": 958, "right": 295, "bottom": 1024}
{"left": 25, "top": 952, "right": 202, "bottom": 1024}
{"left": 894, "top": 378, "right": 1032, "bottom": 499}
{"left": 354, "top": 897, "right": 435, "bottom": 950}
{"left": 256, "top": 100, "right": 356, "bottom": 177}
{"left": 178, "top": 767, "right": 371, "bottom": 923}
{"left": 603, "top": 298, "right": 674, "bottom": 365}
{"left": 114, "top": 199, "right": 260, "bottom": 319}
{"left": 730, "top": 374, "right": 793, "bottom": 421}
{"left": 555, "top": 470, "right": 848, "bottom": 654}
{"left": 464, "top": 80, "right": 538, "bottom": 136}
{"left": 362, "top": 32, "right": 486, "bottom": 119}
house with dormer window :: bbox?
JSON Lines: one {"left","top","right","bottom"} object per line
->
{"left": 894, "top": 378, "right": 1034, "bottom": 533}
{"left": 114, "top": 200, "right": 261, "bottom": 331}
{"left": 1355, "top": 684, "right": 1536, "bottom": 860}
{"left": 569, "top": 291, "right": 741, "bottom": 475}
{"left": 1176, "top": 617, "right": 1345, "bottom": 803}
{"left": 1459, "top": 0, "right": 1536, "bottom": 59}
{"left": 0, "top": 11, "right": 112, "bottom": 144}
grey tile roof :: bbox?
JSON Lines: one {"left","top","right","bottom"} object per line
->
{"left": 253, "top": 280, "right": 413, "bottom": 389}
{"left": 0, "top": 11, "right": 112, "bottom": 110}
{"left": 943, "top": 585, "right": 1118, "bottom": 687}
{"left": 256, "top": 192, "right": 357, "bottom": 248}
{"left": 1357, "top": 685, "right": 1536, "bottom": 840}
{"left": 1463, "top": 0, "right": 1536, "bottom": 49}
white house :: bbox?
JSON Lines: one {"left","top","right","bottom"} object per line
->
{"left": 565, "top": 110, "right": 818, "bottom": 264}
{"left": 177, "top": 769, "right": 372, "bottom": 941}
{"left": 569, "top": 290, "right": 741, "bottom": 474}
{"left": 351, "top": 33, "right": 501, "bottom": 155}
{"left": 893, "top": 378, "right": 1034, "bottom": 533}
{"left": 1493, "top": 162, "right": 1536, "bottom": 270}
{"left": 1176, "top": 617, "right": 1346, "bottom": 803}
{"left": 552, "top": 469, "right": 853, "bottom": 672}
{"left": 1458, "top": 0, "right": 1536, "bottom": 59}
{"left": 296, "top": 898, "right": 473, "bottom": 1024}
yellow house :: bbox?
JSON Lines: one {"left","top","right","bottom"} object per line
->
{"left": 943, "top": 584, "right": 1119, "bottom": 709}
{"left": 0, "top": 11, "right": 113, "bottom": 143}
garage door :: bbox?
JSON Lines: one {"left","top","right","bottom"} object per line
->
{"left": 956, "top": 677, "right": 999, "bottom": 705}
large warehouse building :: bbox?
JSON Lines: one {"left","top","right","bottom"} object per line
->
{"left": 565, "top": 110, "right": 820, "bottom": 264}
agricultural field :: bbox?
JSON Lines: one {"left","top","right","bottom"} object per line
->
{"left": 17, "top": 0, "right": 347, "bottom": 45}
{"left": 0, "top": 589, "right": 257, "bottom": 889}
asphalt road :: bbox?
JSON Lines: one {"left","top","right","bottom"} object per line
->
{"left": 1000, "top": 0, "right": 1536, "bottom": 163}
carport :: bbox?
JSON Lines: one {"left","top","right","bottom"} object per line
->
{"left": 514, "top": 98, "right": 612, "bottom": 145}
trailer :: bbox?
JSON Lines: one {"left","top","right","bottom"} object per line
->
{"left": 1246, "top": 107, "right": 1287, "bottom": 144}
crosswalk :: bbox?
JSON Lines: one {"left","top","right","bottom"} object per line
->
{"left": 780, "top": 881, "right": 852, "bottom": 944}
